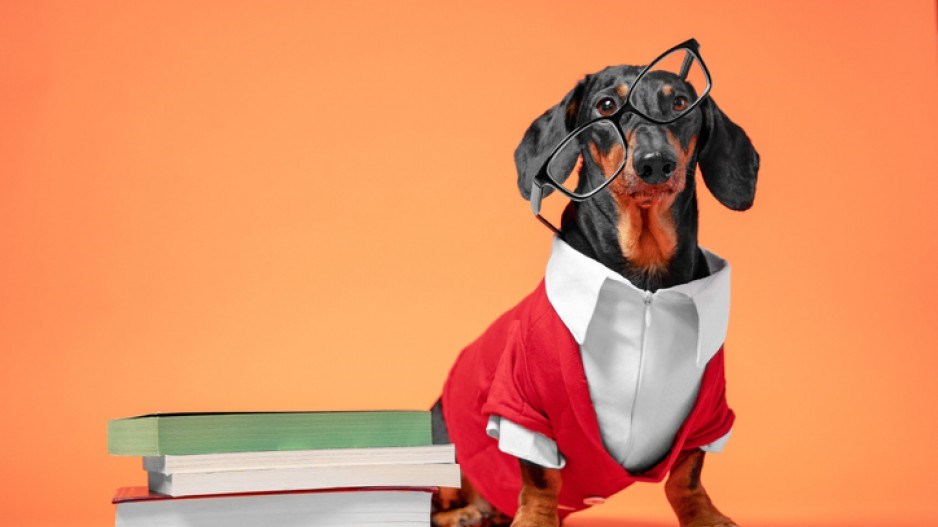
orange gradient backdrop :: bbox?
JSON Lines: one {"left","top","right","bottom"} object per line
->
{"left": 2, "top": 1, "right": 938, "bottom": 526}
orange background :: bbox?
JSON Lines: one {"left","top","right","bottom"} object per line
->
{"left": 2, "top": 1, "right": 937, "bottom": 526}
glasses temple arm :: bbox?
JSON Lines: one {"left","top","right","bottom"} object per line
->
{"left": 530, "top": 182, "right": 543, "bottom": 214}
{"left": 536, "top": 214, "right": 561, "bottom": 235}
{"left": 679, "top": 50, "right": 693, "bottom": 80}
{"left": 530, "top": 181, "right": 561, "bottom": 234}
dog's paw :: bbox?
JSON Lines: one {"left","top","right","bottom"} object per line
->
{"left": 431, "top": 504, "right": 489, "bottom": 527}
{"left": 509, "top": 509, "right": 560, "bottom": 527}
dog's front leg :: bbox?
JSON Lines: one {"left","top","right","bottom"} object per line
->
{"left": 664, "top": 449, "right": 738, "bottom": 527}
{"left": 511, "top": 458, "right": 561, "bottom": 527}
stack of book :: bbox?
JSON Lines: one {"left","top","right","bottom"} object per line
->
{"left": 107, "top": 410, "right": 459, "bottom": 527}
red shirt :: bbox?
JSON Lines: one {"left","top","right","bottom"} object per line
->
{"left": 441, "top": 278, "right": 735, "bottom": 519}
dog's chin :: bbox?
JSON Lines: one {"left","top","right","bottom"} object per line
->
{"left": 628, "top": 188, "right": 677, "bottom": 209}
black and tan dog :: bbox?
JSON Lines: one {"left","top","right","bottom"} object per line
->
{"left": 430, "top": 61, "right": 759, "bottom": 527}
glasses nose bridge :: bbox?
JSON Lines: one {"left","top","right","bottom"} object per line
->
{"left": 609, "top": 111, "right": 635, "bottom": 146}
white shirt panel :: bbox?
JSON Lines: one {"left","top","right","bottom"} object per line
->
{"left": 486, "top": 236, "right": 732, "bottom": 472}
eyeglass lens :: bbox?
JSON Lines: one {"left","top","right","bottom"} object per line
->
{"left": 627, "top": 48, "right": 710, "bottom": 122}
{"left": 545, "top": 120, "right": 626, "bottom": 196}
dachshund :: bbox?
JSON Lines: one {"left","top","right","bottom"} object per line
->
{"left": 430, "top": 56, "right": 759, "bottom": 527}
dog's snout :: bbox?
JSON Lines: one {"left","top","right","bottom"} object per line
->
{"left": 633, "top": 151, "right": 677, "bottom": 185}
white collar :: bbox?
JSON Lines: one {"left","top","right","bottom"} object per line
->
{"left": 544, "top": 235, "right": 731, "bottom": 368}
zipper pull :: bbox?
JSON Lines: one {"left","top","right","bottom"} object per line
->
{"left": 643, "top": 291, "right": 653, "bottom": 327}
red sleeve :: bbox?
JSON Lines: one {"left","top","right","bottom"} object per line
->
{"left": 682, "top": 346, "right": 736, "bottom": 450}
{"left": 480, "top": 319, "right": 555, "bottom": 440}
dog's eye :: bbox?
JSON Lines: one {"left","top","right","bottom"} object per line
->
{"left": 673, "top": 96, "right": 689, "bottom": 112}
{"left": 596, "top": 97, "right": 617, "bottom": 116}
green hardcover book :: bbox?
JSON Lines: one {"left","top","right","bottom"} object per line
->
{"left": 108, "top": 410, "right": 431, "bottom": 456}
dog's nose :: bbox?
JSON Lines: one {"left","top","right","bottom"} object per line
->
{"left": 634, "top": 151, "right": 677, "bottom": 185}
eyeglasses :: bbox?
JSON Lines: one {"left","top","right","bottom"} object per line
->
{"left": 530, "top": 38, "right": 712, "bottom": 233}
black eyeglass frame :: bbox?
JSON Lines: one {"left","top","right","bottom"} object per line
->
{"left": 530, "top": 38, "right": 712, "bottom": 233}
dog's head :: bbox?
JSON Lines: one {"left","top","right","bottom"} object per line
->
{"left": 514, "top": 64, "right": 759, "bottom": 278}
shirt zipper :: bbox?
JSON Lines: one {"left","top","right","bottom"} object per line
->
{"left": 643, "top": 290, "right": 653, "bottom": 327}
{"left": 623, "top": 290, "right": 654, "bottom": 462}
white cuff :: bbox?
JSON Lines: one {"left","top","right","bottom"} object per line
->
{"left": 485, "top": 415, "right": 566, "bottom": 469}
{"left": 699, "top": 429, "right": 732, "bottom": 453}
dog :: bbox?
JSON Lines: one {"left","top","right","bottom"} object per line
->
{"left": 430, "top": 53, "right": 759, "bottom": 527}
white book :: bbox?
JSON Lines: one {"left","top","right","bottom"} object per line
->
{"left": 144, "top": 444, "right": 456, "bottom": 474}
{"left": 148, "top": 463, "right": 461, "bottom": 497}
{"left": 115, "top": 488, "right": 431, "bottom": 527}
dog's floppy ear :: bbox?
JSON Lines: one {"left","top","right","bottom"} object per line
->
{"left": 514, "top": 75, "right": 592, "bottom": 199}
{"left": 696, "top": 97, "right": 760, "bottom": 211}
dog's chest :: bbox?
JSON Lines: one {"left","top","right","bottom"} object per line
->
{"left": 579, "top": 279, "right": 705, "bottom": 473}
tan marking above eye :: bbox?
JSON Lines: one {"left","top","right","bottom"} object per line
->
{"left": 615, "top": 83, "right": 630, "bottom": 97}
{"left": 662, "top": 84, "right": 673, "bottom": 96}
